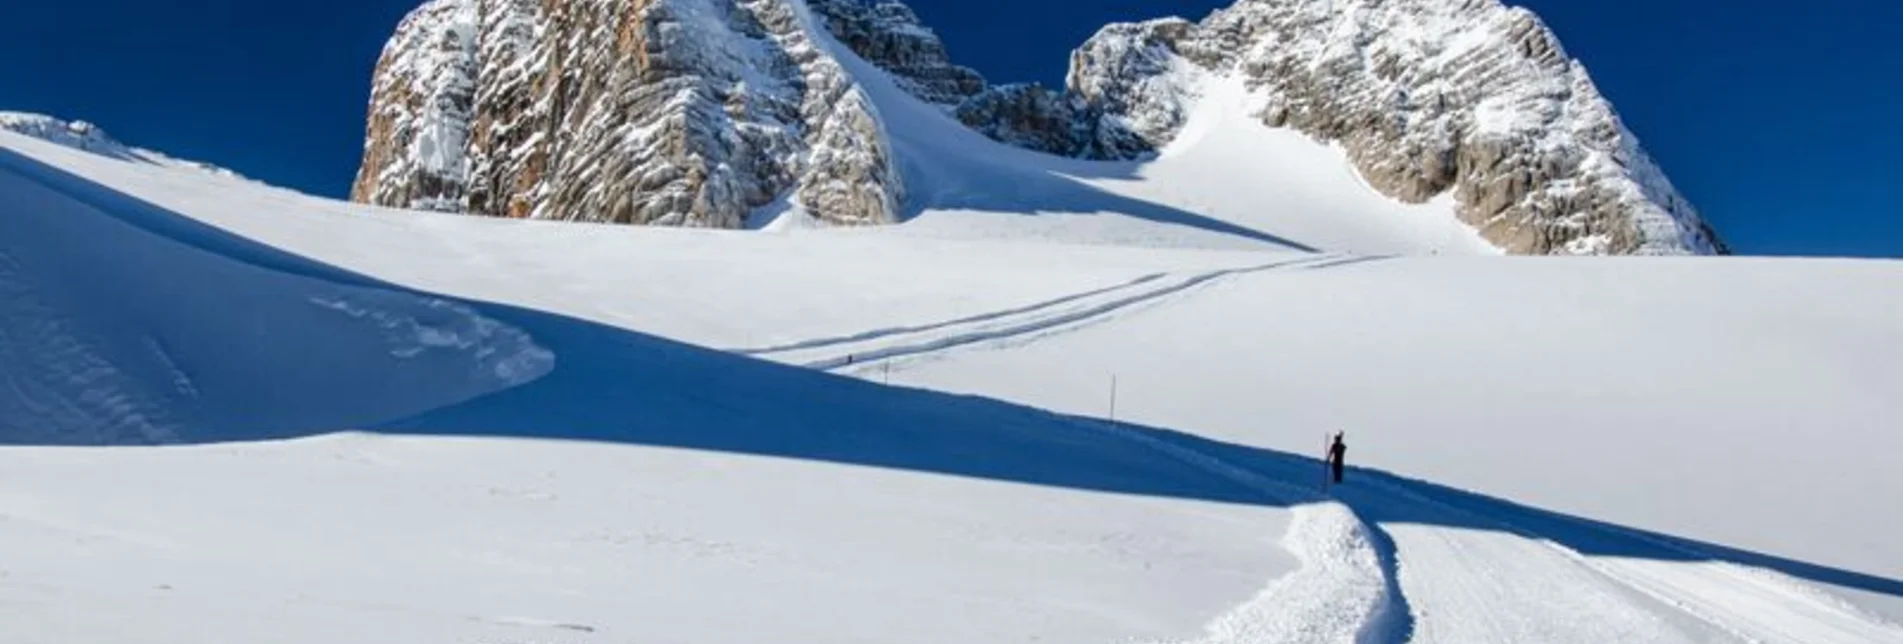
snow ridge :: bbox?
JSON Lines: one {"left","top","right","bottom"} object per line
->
{"left": 0, "top": 112, "right": 242, "bottom": 179}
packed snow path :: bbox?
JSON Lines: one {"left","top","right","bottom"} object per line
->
{"left": 740, "top": 264, "right": 1903, "bottom": 643}
{"left": 5, "top": 109, "right": 1903, "bottom": 641}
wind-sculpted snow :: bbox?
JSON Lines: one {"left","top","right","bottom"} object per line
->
{"left": 306, "top": 295, "right": 553, "bottom": 383}
{"left": 0, "top": 112, "right": 242, "bottom": 178}
{"left": 0, "top": 143, "right": 551, "bottom": 444}
{"left": 5, "top": 116, "right": 1903, "bottom": 642}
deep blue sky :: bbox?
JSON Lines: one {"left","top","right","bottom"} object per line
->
{"left": 2, "top": 1, "right": 1896, "bottom": 256}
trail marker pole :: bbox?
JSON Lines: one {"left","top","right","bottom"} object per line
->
{"left": 1109, "top": 375, "right": 1119, "bottom": 422}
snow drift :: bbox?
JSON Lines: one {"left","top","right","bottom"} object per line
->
{"left": 0, "top": 146, "right": 549, "bottom": 444}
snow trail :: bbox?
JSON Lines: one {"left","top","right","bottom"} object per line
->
{"left": 750, "top": 253, "right": 1352, "bottom": 371}
{"left": 1064, "top": 415, "right": 1408, "bottom": 644}
{"left": 1347, "top": 475, "right": 1903, "bottom": 643}
{"left": 3, "top": 31, "right": 1900, "bottom": 640}
{"left": 728, "top": 271, "right": 1173, "bottom": 355}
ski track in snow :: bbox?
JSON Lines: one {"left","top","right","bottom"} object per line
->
{"left": 734, "top": 259, "right": 1418, "bottom": 643}
{"left": 1072, "top": 415, "right": 1404, "bottom": 644}
{"left": 1082, "top": 409, "right": 1903, "bottom": 644}
{"left": 728, "top": 271, "right": 1173, "bottom": 356}
{"left": 738, "top": 255, "right": 1903, "bottom": 644}
{"left": 3, "top": 35, "right": 1899, "bottom": 637}
{"left": 744, "top": 253, "right": 1356, "bottom": 372}
{"left": 1357, "top": 476, "right": 1903, "bottom": 643}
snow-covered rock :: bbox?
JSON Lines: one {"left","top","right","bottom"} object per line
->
{"left": 353, "top": 0, "right": 1725, "bottom": 255}
{"left": 805, "top": 0, "right": 986, "bottom": 107}
{"left": 1024, "top": 0, "right": 1726, "bottom": 255}
{"left": 350, "top": 0, "right": 477, "bottom": 213}
{"left": 0, "top": 112, "right": 241, "bottom": 178}
{"left": 352, "top": 0, "right": 907, "bottom": 227}
{"left": 0, "top": 113, "right": 132, "bottom": 159}
{"left": 951, "top": 83, "right": 1154, "bottom": 160}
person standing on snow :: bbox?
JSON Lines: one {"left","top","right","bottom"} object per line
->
{"left": 1328, "top": 433, "right": 1347, "bottom": 485}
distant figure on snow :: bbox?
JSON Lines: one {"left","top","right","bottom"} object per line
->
{"left": 1328, "top": 432, "right": 1347, "bottom": 485}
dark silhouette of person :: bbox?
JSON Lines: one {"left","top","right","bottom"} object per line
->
{"left": 1328, "top": 433, "right": 1347, "bottom": 484}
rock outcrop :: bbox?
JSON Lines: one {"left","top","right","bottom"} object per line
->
{"left": 353, "top": 0, "right": 1726, "bottom": 255}
{"left": 1, "top": 111, "right": 243, "bottom": 178}
{"left": 352, "top": 0, "right": 911, "bottom": 227}
{"left": 992, "top": 1, "right": 1726, "bottom": 254}
{"left": 806, "top": 0, "right": 985, "bottom": 107}
{"left": 351, "top": 0, "right": 476, "bottom": 213}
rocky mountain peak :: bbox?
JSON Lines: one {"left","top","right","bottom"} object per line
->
{"left": 352, "top": 0, "right": 919, "bottom": 227}
{"left": 806, "top": 0, "right": 986, "bottom": 107}
{"left": 352, "top": 0, "right": 1726, "bottom": 255}
{"left": 989, "top": 0, "right": 1727, "bottom": 254}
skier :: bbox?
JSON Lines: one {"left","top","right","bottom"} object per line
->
{"left": 1327, "top": 432, "right": 1347, "bottom": 485}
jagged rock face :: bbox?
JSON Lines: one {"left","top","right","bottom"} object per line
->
{"left": 1021, "top": 0, "right": 1726, "bottom": 255}
{"left": 354, "top": 0, "right": 910, "bottom": 226}
{"left": 952, "top": 84, "right": 1150, "bottom": 159}
{"left": 1063, "top": 19, "right": 1202, "bottom": 151}
{"left": 355, "top": 0, "right": 1724, "bottom": 255}
{"left": 351, "top": 0, "right": 476, "bottom": 213}
{"left": 806, "top": 0, "right": 986, "bottom": 107}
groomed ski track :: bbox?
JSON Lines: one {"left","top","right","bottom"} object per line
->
{"left": 738, "top": 264, "right": 1903, "bottom": 644}
{"left": 5, "top": 28, "right": 1901, "bottom": 637}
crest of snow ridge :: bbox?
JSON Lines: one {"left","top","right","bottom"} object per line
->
{"left": 0, "top": 112, "right": 242, "bottom": 178}
{"left": 352, "top": 0, "right": 1726, "bottom": 255}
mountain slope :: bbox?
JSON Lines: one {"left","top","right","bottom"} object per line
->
{"left": 0, "top": 128, "right": 1306, "bottom": 643}
{"left": 352, "top": 0, "right": 1724, "bottom": 255}
{"left": 0, "top": 112, "right": 242, "bottom": 178}
{"left": 4, "top": 114, "right": 1901, "bottom": 642}
{"left": 810, "top": 19, "right": 1499, "bottom": 255}
{"left": 353, "top": 0, "right": 908, "bottom": 227}
{"left": 989, "top": 0, "right": 1726, "bottom": 254}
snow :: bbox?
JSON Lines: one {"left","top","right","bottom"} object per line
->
{"left": 885, "top": 255, "right": 1903, "bottom": 636}
{"left": 796, "top": 14, "right": 1496, "bottom": 256}
{"left": 0, "top": 131, "right": 1301, "bottom": 643}
{"left": 2, "top": 25, "right": 1902, "bottom": 642}
{"left": 0, "top": 111, "right": 244, "bottom": 178}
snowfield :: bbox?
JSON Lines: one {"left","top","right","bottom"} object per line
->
{"left": 3, "top": 36, "right": 1902, "bottom": 644}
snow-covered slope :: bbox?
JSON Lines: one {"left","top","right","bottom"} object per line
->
{"left": 0, "top": 112, "right": 241, "bottom": 178}
{"left": 3, "top": 112, "right": 1901, "bottom": 643}
{"left": 789, "top": 11, "right": 1500, "bottom": 255}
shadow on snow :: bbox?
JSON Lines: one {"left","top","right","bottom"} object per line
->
{"left": 0, "top": 147, "right": 1895, "bottom": 608}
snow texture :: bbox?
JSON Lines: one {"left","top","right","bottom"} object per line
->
{"left": 3, "top": 107, "right": 1901, "bottom": 643}
{"left": 0, "top": 112, "right": 243, "bottom": 178}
